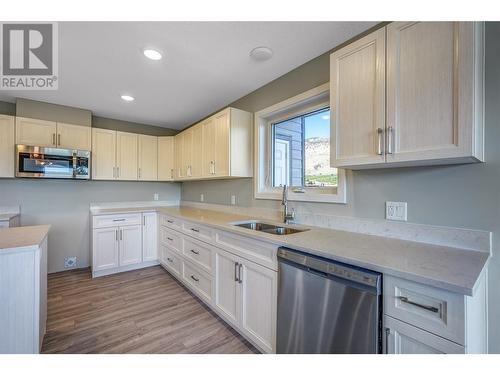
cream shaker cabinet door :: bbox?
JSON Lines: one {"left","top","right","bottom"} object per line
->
{"left": 116, "top": 131, "right": 138, "bottom": 180}
{"left": 174, "top": 133, "right": 183, "bottom": 179}
{"left": 0, "top": 115, "right": 15, "bottom": 178}
{"left": 330, "top": 28, "right": 386, "bottom": 168}
{"left": 182, "top": 128, "right": 193, "bottom": 178}
{"left": 142, "top": 212, "right": 158, "bottom": 262}
{"left": 119, "top": 224, "right": 142, "bottom": 266}
{"left": 15, "top": 117, "right": 57, "bottom": 147}
{"left": 386, "top": 22, "right": 484, "bottom": 164}
{"left": 138, "top": 134, "right": 158, "bottom": 181}
{"left": 56, "top": 122, "right": 91, "bottom": 150}
{"left": 214, "top": 250, "right": 241, "bottom": 327}
{"left": 190, "top": 124, "right": 203, "bottom": 178}
{"left": 157, "top": 136, "right": 174, "bottom": 181}
{"left": 202, "top": 118, "right": 215, "bottom": 177}
{"left": 93, "top": 227, "right": 120, "bottom": 271}
{"left": 239, "top": 258, "right": 277, "bottom": 353}
{"left": 214, "top": 110, "right": 230, "bottom": 176}
{"left": 92, "top": 128, "right": 116, "bottom": 180}
{"left": 384, "top": 316, "right": 465, "bottom": 354}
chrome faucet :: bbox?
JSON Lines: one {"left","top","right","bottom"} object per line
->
{"left": 281, "top": 185, "right": 295, "bottom": 224}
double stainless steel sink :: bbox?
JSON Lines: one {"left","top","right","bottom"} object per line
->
{"left": 232, "top": 221, "right": 308, "bottom": 235}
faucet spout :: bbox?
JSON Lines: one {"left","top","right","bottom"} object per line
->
{"left": 281, "top": 185, "right": 295, "bottom": 224}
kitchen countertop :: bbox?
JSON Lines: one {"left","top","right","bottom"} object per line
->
{"left": 91, "top": 205, "right": 489, "bottom": 296}
{"left": 0, "top": 225, "right": 50, "bottom": 252}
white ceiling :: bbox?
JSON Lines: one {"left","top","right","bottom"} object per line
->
{"left": 0, "top": 22, "right": 376, "bottom": 130}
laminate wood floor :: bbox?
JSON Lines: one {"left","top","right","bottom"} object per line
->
{"left": 41, "top": 266, "right": 258, "bottom": 354}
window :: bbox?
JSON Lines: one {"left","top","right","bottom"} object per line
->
{"left": 271, "top": 107, "right": 338, "bottom": 189}
{"left": 254, "top": 83, "right": 346, "bottom": 204}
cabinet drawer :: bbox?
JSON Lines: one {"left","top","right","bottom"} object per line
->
{"left": 183, "top": 237, "right": 213, "bottom": 274}
{"left": 159, "top": 226, "right": 182, "bottom": 252}
{"left": 384, "top": 275, "right": 465, "bottom": 345}
{"left": 159, "top": 214, "right": 183, "bottom": 231}
{"left": 92, "top": 213, "right": 142, "bottom": 228}
{"left": 215, "top": 230, "right": 278, "bottom": 270}
{"left": 182, "top": 260, "right": 212, "bottom": 303}
{"left": 162, "top": 245, "right": 182, "bottom": 277}
{"left": 182, "top": 222, "right": 213, "bottom": 242}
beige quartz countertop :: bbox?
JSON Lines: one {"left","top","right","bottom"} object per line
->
{"left": 91, "top": 205, "right": 489, "bottom": 296}
{"left": 0, "top": 225, "right": 50, "bottom": 252}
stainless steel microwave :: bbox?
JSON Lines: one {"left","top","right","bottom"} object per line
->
{"left": 15, "top": 145, "right": 91, "bottom": 179}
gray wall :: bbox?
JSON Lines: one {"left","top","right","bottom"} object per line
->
{"left": 183, "top": 22, "right": 500, "bottom": 353}
{"left": 0, "top": 179, "right": 180, "bottom": 273}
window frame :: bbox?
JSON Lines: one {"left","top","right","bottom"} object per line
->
{"left": 254, "top": 83, "right": 347, "bottom": 204}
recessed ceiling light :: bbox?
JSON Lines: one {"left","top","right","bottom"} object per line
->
{"left": 121, "top": 95, "right": 135, "bottom": 102}
{"left": 143, "top": 49, "right": 162, "bottom": 60}
{"left": 250, "top": 46, "right": 273, "bottom": 61}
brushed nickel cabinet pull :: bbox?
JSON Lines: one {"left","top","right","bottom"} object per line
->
{"left": 376, "top": 128, "right": 384, "bottom": 155}
{"left": 190, "top": 275, "right": 199, "bottom": 282}
{"left": 190, "top": 249, "right": 199, "bottom": 255}
{"left": 234, "top": 262, "right": 239, "bottom": 282}
{"left": 387, "top": 126, "right": 394, "bottom": 155}
{"left": 167, "top": 257, "right": 173, "bottom": 263}
{"left": 119, "top": 229, "right": 123, "bottom": 241}
{"left": 167, "top": 237, "right": 173, "bottom": 241}
{"left": 52, "top": 133, "right": 56, "bottom": 145}
{"left": 167, "top": 220, "right": 174, "bottom": 224}
{"left": 238, "top": 263, "right": 243, "bottom": 284}
{"left": 385, "top": 328, "right": 391, "bottom": 354}
{"left": 398, "top": 296, "right": 439, "bottom": 313}
{"left": 58, "top": 134, "right": 61, "bottom": 146}
{"left": 115, "top": 229, "right": 118, "bottom": 241}
{"left": 191, "top": 228, "right": 200, "bottom": 233}
{"left": 138, "top": 168, "right": 141, "bottom": 179}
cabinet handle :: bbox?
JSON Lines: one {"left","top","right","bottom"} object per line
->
{"left": 143, "top": 216, "right": 145, "bottom": 226}
{"left": 115, "top": 229, "right": 118, "bottom": 241}
{"left": 119, "top": 229, "right": 122, "bottom": 241}
{"left": 58, "top": 134, "right": 61, "bottom": 146}
{"left": 138, "top": 168, "right": 141, "bottom": 179}
{"left": 167, "top": 220, "right": 174, "bottom": 224}
{"left": 113, "top": 218, "right": 126, "bottom": 222}
{"left": 190, "top": 275, "right": 199, "bottom": 282}
{"left": 387, "top": 126, "right": 394, "bottom": 155}
{"left": 167, "top": 237, "right": 173, "bottom": 241}
{"left": 210, "top": 160, "right": 214, "bottom": 175}
{"left": 213, "top": 160, "right": 216, "bottom": 175}
{"left": 167, "top": 257, "right": 173, "bottom": 263}
{"left": 117, "top": 167, "right": 120, "bottom": 178}
{"left": 190, "top": 249, "right": 199, "bottom": 255}
{"left": 234, "top": 262, "right": 239, "bottom": 282}
{"left": 376, "top": 128, "right": 384, "bottom": 155}
{"left": 385, "top": 328, "right": 390, "bottom": 354}
{"left": 238, "top": 263, "right": 243, "bottom": 284}
{"left": 170, "top": 168, "right": 174, "bottom": 179}
{"left": 398, "top": 296, "right": 439, "bottom": 313}
{"left": 190, "top": 228, "right": 200, "bottom": 233}
{"left": 52, "top": 133, "right": 56, "bottom": 145}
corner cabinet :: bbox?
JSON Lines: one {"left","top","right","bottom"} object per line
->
{"left": 330, "top": 22, "right": 484, "bottom": 169}
{"left": 174, "top": 107, "right": 253, "bottom": 181}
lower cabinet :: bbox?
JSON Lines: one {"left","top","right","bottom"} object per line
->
{"left": 384, "top": 316, "right": 465, "bottom": 354}
{"left": 159, "top": 214, "right": 278, "bottom": 353}
{"left": 91, "top": 212, "right": 158, "bottom": 277}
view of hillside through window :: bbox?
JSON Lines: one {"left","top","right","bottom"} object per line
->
{"left": 272, "top": 108, "right": 338, "bottom": 188}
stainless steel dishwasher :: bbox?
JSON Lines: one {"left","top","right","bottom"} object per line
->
{"left": 277, "top": 247, "right": 382, "bottom": 354}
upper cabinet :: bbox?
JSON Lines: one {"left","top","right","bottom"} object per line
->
{"left": 15, "top": 117, "right": 91, "bottom": 150}
{"left": 138, "top": 134, "right": 158, "bottom": 181}
{"left": 157, "top": 136, "right": 174, "bottom": 181}
{"left": 0, "top": 115, "right": 15, "bottom": 178}
{"left": 330, "top": 22, "right": 484, "bottom": 169}
{"left": 92, "top": 129, "right": 138, "bottom": 181}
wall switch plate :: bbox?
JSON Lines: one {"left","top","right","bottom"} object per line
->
{"left": 64, "top": 256, "right": 77, "bottom": 268}
{"left": 386, "top": 201, "right": 407, "bottom": 221}
{"left": 200, "top": 194, "right": 204, "bottom": 202}
{"left": 231, "top": 195, "right": 236, "bottom": 205}
{"left": 153, "top": 193, "right": 159, "bottom": 201}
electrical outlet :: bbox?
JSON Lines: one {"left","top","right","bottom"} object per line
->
{"left": 64, "top": 256, "right": 77, "bottom": 268}
{"left": 200, "top": 194, "right": 204, "bottom": 202}
{"left": 153, "top": 193, "right": 159, "bottom": 201}
{"left": 231, "top": 195, "right": 236, "bottom": 205}
{"left": 386, "top": 201, "right": 407, "bottom": 221}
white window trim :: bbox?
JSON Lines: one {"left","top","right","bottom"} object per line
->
{"left": 253, "top": 83, "right": 347, "bottom": 204}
